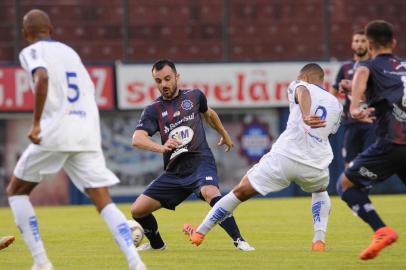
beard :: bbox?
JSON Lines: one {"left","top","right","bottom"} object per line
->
{"left": 355, "top": 48, "right": 368, "bottom": 58}
{"left": 162, "top": 84, "right": 178, "bottom": 99}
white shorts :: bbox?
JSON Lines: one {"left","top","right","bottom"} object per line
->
{"left": 14, "top": 145, "right": 119, "bottom": 192}
{"left": 246, "top": 152, "right": 329, "bottom": 195}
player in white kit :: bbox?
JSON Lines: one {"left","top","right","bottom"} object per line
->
{"left": 184, "top": 63, "right": 342, "bottom": 252}
{"left": 6, "top": 9, "right": 146, "bottom": 270}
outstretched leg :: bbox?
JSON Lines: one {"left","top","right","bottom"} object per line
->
{"left": 185, "top": 175, "right": 258, "bottom": 247}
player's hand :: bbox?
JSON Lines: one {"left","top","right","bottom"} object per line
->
{"left": 28, "top": 123, "right": 41, "bottom": 144}
{"left": 350, "top": 107, "right": 376, "bottom": 123}
{"left": 303, "top": 115, "right": 327, "bottom": 128}
{"left": 338, "top": 79, "right": 352, "bottom": 94}
{"left": 217, "top": 135, "right": 234, "bottom": 152}
{"left": 161, "top": 138, "right": 180, "bottom": 153}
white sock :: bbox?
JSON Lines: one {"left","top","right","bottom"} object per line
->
{"left": 197, "top": 192, "right": 241, "bottom": 235}
{"left": 311, "top": 191, "right": 331, "bottom": 243}
{"left": 8, "top": 195, "right": 50, "bottom": 265}
{"left": 101, "top": 203, "right": 144, "bottom": 269}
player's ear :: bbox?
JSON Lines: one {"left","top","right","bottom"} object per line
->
{"left": 49, "top": 23, "right": 53, "bottom": 36}
{"left": 392, "top": 39, "right": 397, "bottom": 49}
{"left": 175, "top": 73, "right": 180, "bottom": 81}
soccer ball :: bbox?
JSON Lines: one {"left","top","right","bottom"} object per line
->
{"left": 127, "top": 219, "right": 144, "bottom": 247}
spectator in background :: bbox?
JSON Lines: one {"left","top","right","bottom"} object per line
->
{"left": 330, "top": 30, "right": 375, "bottom": 170}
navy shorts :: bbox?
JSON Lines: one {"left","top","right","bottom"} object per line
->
{"left": 345, "top": 138, "right": 406, "bottom": 188}
{"left": 342, "top": 123, "right": 376, "bottom": 163}
{"left": 143, "top": 155, "right": 220, "bottom": 210}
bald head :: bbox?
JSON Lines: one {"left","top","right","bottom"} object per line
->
{"left": 22, "top": 9, "right": 52, "bottom": 43}
{"left": 298, "top": 63, "right": 324, "bottom": 86}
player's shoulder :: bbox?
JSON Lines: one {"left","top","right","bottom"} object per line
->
{"left": 288, "top": 80, "right": 309, "bottom": 92}
{"left": 182, "top": 88, "right": 204, "bottom": 96}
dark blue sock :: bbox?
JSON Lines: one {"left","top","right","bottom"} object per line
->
{"left": 134, "top": 214, "right": 165, "bottom": 249}
{"left": 341, "top": 187, "right": 385, "bottom": 231}
{"left": 210, "top": 196, "right": 243, "bottom": 242}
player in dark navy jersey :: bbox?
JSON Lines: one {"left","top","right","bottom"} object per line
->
{"left": 129, "top": 59, "right": 254, "bottom": 251}
{"left": 339, "top": 20, "right": 406, "bottom": 260}
{"left": 331, "top": 30, "right": 376, "bottom": 168}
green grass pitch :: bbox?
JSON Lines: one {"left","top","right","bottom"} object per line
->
{"left": 1, "top": 195, "right": 405, "bottom": 270}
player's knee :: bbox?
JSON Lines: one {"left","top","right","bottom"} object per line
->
{"left": 130, "top": 205, "right": 142, "bottom": 219}
{"left": 6, "top": 176, "right": 32, "bottom": 197}
{"left": 131, "top": 203, "right": 150, "bottom": 219}
{"left": 338, "top": 174, "right": 355, "bottom": 197}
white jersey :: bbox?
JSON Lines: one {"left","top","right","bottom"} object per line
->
{"left": 19, "top": 40, "right": 101, "bottom": 151}
{"left": 271, "top": 80, "right": 342, "bottom": 169}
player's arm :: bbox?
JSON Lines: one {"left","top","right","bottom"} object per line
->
{"left": 349, "top": 66, "right": 375, "bottom": 123}
{"left": 203, "top": 107, "right": 234, "bottom": 152}
{"left": 295, "top": 85, "right": 327, "bottom": 128}
{"left": 29, "top": 68, "right": 48, "bottom": 144}
{"left": 132, "top": 130, "right": 179, "bottom": 153}
{"left": 330, "top": 66, "right": 343, "bottom": 96}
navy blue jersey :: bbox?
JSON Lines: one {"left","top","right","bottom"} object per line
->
{"left": 333, "top": 60, "right": 359, "bottom": 125}
{"left": 136, "top": 89, "right": 214, "bottom": 169}
{"left": 360, "top": 54, "right": 406, "bottom": 144}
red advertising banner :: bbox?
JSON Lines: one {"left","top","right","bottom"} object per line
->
{"left": 0, "top": 65, "right": 115, "bottom": 111}
{"left": 116, "top": 62, "right": 342, "bottom": 109}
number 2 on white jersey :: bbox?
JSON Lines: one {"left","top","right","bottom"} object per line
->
{"left": 66, "top": 72, "right": 80, "bottom": 103}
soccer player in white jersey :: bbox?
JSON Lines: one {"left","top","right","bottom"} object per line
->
{"left": 184, "top": 63, "right": 343, "bottom": 252}
{"left": 6, "top": 9, "right": 146, "bottom": 270}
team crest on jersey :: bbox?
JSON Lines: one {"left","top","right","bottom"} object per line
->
{"left": 173, "top": 111, "right": 181, "bottom": 117}
{"left": 181, "top": 100, "right": 193, "bottom": 110}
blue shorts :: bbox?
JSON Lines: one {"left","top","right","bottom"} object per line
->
{"left": 345, "top": 138, "right": 406, "bottom": 188}
{"left": 143, "top": 155, "right": 220, "bottom": 210}
{"left": 342, "top": 123, "right": 376, "bottom": 163}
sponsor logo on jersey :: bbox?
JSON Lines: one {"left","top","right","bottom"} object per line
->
{"left": 169, "top": 126, "right": 194, "bottom": 147}
{"left": 169, "top": 147, "right": 188, "bottom": 160}
{"left": 181, "top": 99, "right": 193, "bottom": 110}
{"left": 163, "top": 126, "right": 170, "bottom": 134}
{"left": 168, "top": 113, "right": 195, "bottom": 131}
{"left": 359, "top": 166, "right": 378, "bottom": 180}
{"left": 67, "top": 109, "right": 87, "bottom": 118}
{"left": 392, "top": 103, "right": 406, "bottom": 122}
{"left": 173, "top": 111, "right": 180, "bottom": 117}
{"left": 162, "top": 111, "right": 168, "bottom": 117}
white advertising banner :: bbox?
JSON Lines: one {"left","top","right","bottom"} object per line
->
{"left": 117, "top": 62, "right": 342, "bottom": 109}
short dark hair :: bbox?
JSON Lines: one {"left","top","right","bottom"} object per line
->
{"left": 365, "top": 20, "right": 394, "bottom": 48}
{"left": 353, "top": 29, "right": 365, "bottom": 36}
{"left": 300, "top": 63, "right": 324, "bottom": 78}
{"left": 152, "top": 59, "right": 177, "bottom": 73}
